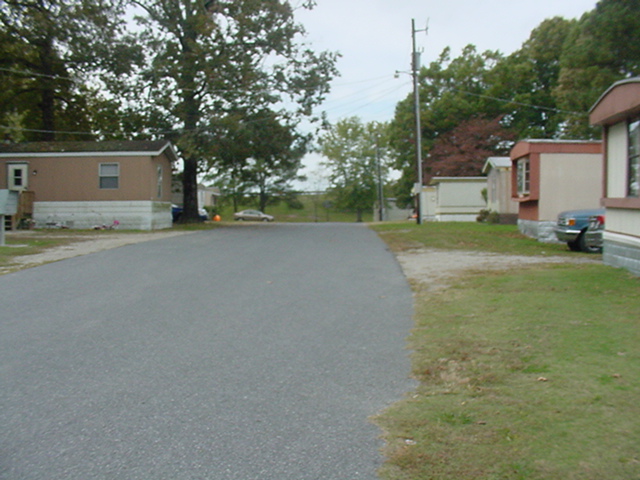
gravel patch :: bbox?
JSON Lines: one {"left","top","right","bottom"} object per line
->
{"left": 2, "top": 230, "right": 192, "bottom": 274}
{"left": 395, "top": 247, "right": 600, "bottom": 291}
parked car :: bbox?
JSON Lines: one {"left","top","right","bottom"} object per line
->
{"left": 172, "top": 205, "right": 209, "bottom": 222}
{"left": 233, "top": 209, "right": 274, "bottom": 222}
{"left": 583, "top": 214, "right": 605, "bottom": 253}
{"left": 554, "top": 208, "right": 605, "bottom": 253}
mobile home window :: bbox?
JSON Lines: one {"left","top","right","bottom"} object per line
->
{"left": 629, "top": 118, "right": 640, "bottom": 197}
{"left": 157, "top": 165, "right": 163, "bottom": 198}
{"left": 516, "top": 158, "right": 530, "bottom": 195}
{"left": 99, "top": 163, "right": 119, "bottom": 189}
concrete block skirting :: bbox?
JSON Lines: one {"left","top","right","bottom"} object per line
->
{"left": 603, "top": 232, "right": 640, "bottom": 277}
{"left": 518, "top": 219, "right": 559, "bottom": 243}
{"left": 435, "top": 214, "right": 481, "bottom": 222}
{"left": 33, "top": 201, "right": 172, "bottom": 230}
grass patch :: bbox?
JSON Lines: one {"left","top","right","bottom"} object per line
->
{"left": 371, "top": 221, "right": 581, "bottom": 256}
{"left": 0, "top": 232, "right": 84, "bottom": 268}
{"left": 373, "top": 223, "right": 640, "bottom": 480}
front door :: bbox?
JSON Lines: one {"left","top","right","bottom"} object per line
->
{"left": 7, "top": 163, "right": 28, "bottom": 191}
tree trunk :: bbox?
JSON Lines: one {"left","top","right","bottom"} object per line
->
{"left": 178, "top": 23, "right": 202, "bottom": 223}
{"left": 38, "top": 36, "right": 57, "bottom": 141}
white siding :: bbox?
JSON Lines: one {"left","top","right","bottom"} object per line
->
{"left": 33, "top": 201, "right": 172, "bottom": 230}
{"left": 607, "top": 122, "right": 628, "bottom": 197}
{"left": 607, "top": 208, "right": 640, "bottom": 237}
{"left": 538, "top": 153, "right": 603, "bottom": 221}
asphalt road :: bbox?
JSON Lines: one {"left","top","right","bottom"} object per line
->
{"left": 0, "top": 223, "right": 414, "bottom": 480}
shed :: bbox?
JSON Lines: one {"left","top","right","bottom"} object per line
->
{"left": 482, "top": 156, "right": 518, "bottom": 223}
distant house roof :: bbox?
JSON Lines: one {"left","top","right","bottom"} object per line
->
{"left": 0, "top": 140, "right": 179, "bottom": 162}
{"left": 510, "top": 139, "right": 601, "bottom": 160}
{"left": 429, "top": 176, "right": 486, "bottom": 186}
{"left": 482, "top": 156, "right": 511, "bottom": 173}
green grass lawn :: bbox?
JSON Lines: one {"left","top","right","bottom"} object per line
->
{"left": 371, "top": 222, "right": 640, "bottom": 480}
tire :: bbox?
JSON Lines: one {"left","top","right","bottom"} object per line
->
{"left": 262, "top": 218, "right": 269, "bottom": 222}
{"left": 567, "top": 239, "right": 581, "bottom": 252}
{"left": 578, "top": 232, "right": 601, "bottom": 254}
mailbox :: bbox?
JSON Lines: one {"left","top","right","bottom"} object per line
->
{"left": 0, "top": 189, "right": 19, "bottom": 246}
{"left": 0, "top": 190, "right": 19, "bottom": 215}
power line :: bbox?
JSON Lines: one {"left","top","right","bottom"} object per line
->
{"left": 452, "top": 88, "right": 587, "bottom": 117}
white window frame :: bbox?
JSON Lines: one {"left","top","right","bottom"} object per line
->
{"left": 516, "top": 157, "right": 530, "bottom": 196}
{"left": 7, "top": 163, "right": 28, "bottom": 191}
{"left": 99, "top": 163, "right": 119, "bottom": 189}
{"left": 628, "top": 118, "right": 640, "bottom": 197}
{"left": 157, "top": 165, "right": 163, "bottom": 198}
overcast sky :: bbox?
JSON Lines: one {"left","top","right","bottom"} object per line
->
{"left": 292, "top": 0, "right": 598, "bottom": 188}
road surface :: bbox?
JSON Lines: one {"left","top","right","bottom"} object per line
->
{"left": 0, "top": 223, "right": 414, "bottom": 479}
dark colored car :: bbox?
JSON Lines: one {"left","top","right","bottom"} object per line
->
{"left": 233, "top": 209, "right": 274, "bottom": 222}
{"left": 172, "top": 205, "right": 209, "bottom": 222}
{"left": 554, "top": 208, "right": 605, "bottom": 253}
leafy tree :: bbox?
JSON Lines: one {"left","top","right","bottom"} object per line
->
{"left": 428, "top": 115, "right": 516, "bottom": 181}
{"left": 319, "top": 117, "right": 390, "bottom": 222}
{"left": 240, "top": 111, "right": 308, "bottom": 212}
{"left": 389, "top": 45, "right": 504, "bottom": 203}
{"left": 132, "top": 0, "right": 338, "bottom": 222}
{"left": 0, "top": 0, "right": 140, "bottom": 141}
{"left": 205, "top": 109, "right": 307, "bottom": 213}
{"left": 487, "top": 17, "right": 575, "bottom": 138}
{"left": 555, "top": 0, "right": 640, "bottom": 138}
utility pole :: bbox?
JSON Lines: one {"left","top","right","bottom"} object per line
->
{"left": 412, "top": 19, "right": 427, "bottom": 224}
{"left": 376, "top": 133, "right": 384, "bottom": 221}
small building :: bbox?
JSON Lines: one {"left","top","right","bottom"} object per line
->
{"left": 590, "top": 77, "right": 640, "bottom": 276}
{"left": 510, "top": 139, "right": 603, "bottom": 242}
{"left": 0, "top": 140, "right": 176, "bottom": 230}
{"left": 424, "top": 177, "right": 487, "bottom": 222}
{"left": 171, "top": 182, "right": 221, "bottom": 210}
{"left": 482, "top": 156, "right": 518, "bottom": 224}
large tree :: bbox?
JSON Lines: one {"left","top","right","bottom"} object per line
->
{"left": 554, "top": 0, "right": 640, "bottom": 138}
{"left": 486, "top": 16, "right": 575, "bottom": 139}
{"left": 427, "top": 115, "right": 516, "bottom": 181}
{"left": 389, "top": 45, "right": 505, "bottom": 205}
{"left": 132, "top": 0, "right": 338, "bottom": 222}
{"left": 204, "top": 109, "right": 307, "bottom": 213}
{"left": 0, "top": 0, "right": 140, "bottom": 141}
{"left": 319, "top": 117, "right": 390, "bottom": 222}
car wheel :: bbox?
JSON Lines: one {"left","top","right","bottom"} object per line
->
{"left": 578, "top": 232, "right": 601, "bottom": 254}
{"left": 262, "top": 218, "right": 269, "bottom": 222}
{"left": 567, "top": 239, "right": 581, "bottom": 252}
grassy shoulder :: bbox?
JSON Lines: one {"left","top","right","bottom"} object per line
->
{"left": 371, "top": 221, "right": 578, "bottom": 256}
{"left": 372, "top": 222, "right": 640, "bottom": 480}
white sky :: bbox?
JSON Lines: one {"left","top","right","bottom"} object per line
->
{"left": 292, "top": 0, "right": 598, "bottom": 189}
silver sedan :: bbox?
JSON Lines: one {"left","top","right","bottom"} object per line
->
{"left": 233, "top": 209, "right": 274, "bottom": 222}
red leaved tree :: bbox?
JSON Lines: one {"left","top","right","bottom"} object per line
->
{"left": 424, "top": 116, "right": 517, "bottom": 184}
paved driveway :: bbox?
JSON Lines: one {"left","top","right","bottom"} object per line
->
{"left": 0, "top": 223, "right": 414, "bottom": 479}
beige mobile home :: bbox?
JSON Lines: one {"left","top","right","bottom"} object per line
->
{"left": 590, "top": 77, "right": 640, "bottom": 276}
{"left": 510, "top": 140, "right": 603, "bottom": 242}
{"left": 427, "top": 177, "right": 487, "bottom": 222}
{"left": 0, "top": 140, "right": 176, "bottom": 230}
